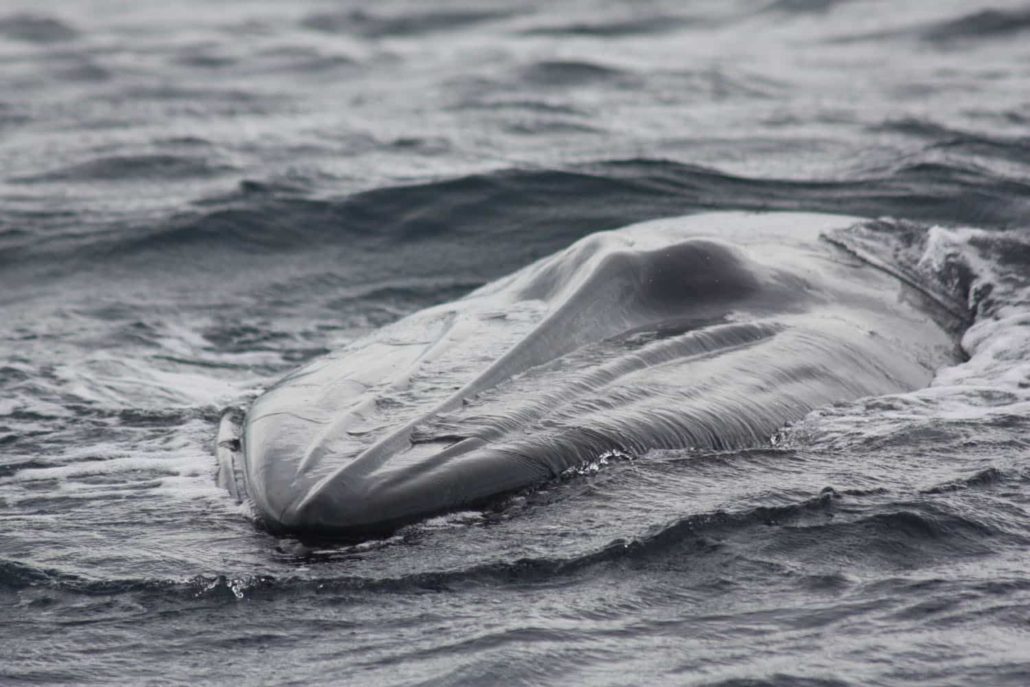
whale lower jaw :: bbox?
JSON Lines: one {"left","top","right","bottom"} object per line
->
{"left": 273, "top": 320, "right": 789, "bottom": 533}
{"left": 264, "top": 321, "right": 939, "bottom": 536}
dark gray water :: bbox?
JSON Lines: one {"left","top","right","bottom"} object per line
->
{"left": 2, "top": 1, "right": 1029, "bottom": 684}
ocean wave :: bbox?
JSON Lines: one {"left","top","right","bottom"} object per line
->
{"left": 761, "top": 0, "right": 851, "bottom": 15}
{"left": 246, "top": 46, "right": 357, "bottom": 75}
{"left": 922, "top": 6, "right": 1030, "bottom": 43}
{"left": 0, "top": 13, "right": 77, "bottom": 43}
{"left": 830, "top": 5, "right": 1030, "bottom": 46}
{"left": 872, "top": 118, "right": 1030, "bottom": 166}
{"left": 300, "top": 8, "right": 513, "bottom": 38}
{"left": 519, "top": 59, "right": 637, "bottom": 88}
{"left": 520, "top": 15, "right": 689, "bottom": 37}
{"left": 4, "top": 481, "right": 1015, "bottom": 599}
{"left": 14, "top": 154, "right": 235, "bottom": 183}
{"left": 921, "top": 466, "right": 1006, "bottom": 494}
{"left": 9, "top": 158, "right": 1026, "bottom": 269}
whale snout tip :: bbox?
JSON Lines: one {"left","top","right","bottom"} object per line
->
{"left": 271, "top": 476, "right": 387, "bottom": 536}
{"left": 215, "top": 407, "right": 246, "bottom": 503}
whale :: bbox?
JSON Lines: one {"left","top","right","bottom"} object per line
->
{"left": 216, "top": 212, "right": 961, "bottom": 537}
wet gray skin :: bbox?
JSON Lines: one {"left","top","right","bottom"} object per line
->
{"left": 218, "top": 212, "right": 960, "bottom": 536}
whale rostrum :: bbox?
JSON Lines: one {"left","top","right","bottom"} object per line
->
{"left": 216, "top": 212, "right": 960, "bottom": 536}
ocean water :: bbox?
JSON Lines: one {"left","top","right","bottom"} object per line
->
{"left": 1, "top": 1, "right": 1029, "bottom": 684}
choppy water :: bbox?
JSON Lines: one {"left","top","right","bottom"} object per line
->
{"left": 2, "top": 1, "right": 1029, "bottom": 684}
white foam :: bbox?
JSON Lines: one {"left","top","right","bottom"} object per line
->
{"left": 924, "top": 226, "right": 1030, "bottom": 394}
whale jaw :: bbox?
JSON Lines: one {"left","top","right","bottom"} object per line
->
{"left": 221, "top": 213, "right": 961, "bottom": 537}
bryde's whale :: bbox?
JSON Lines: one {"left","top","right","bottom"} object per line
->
{"left": 216, "top": 212, "right": 959, "bottom": 536}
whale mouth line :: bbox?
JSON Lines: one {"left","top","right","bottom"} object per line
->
{"left": 822, "top": 226, "right": 970, "bottom": 324}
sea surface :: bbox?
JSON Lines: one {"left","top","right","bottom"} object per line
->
{"left": 2, "top": 1, "right": 1030, "bottom": 684}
